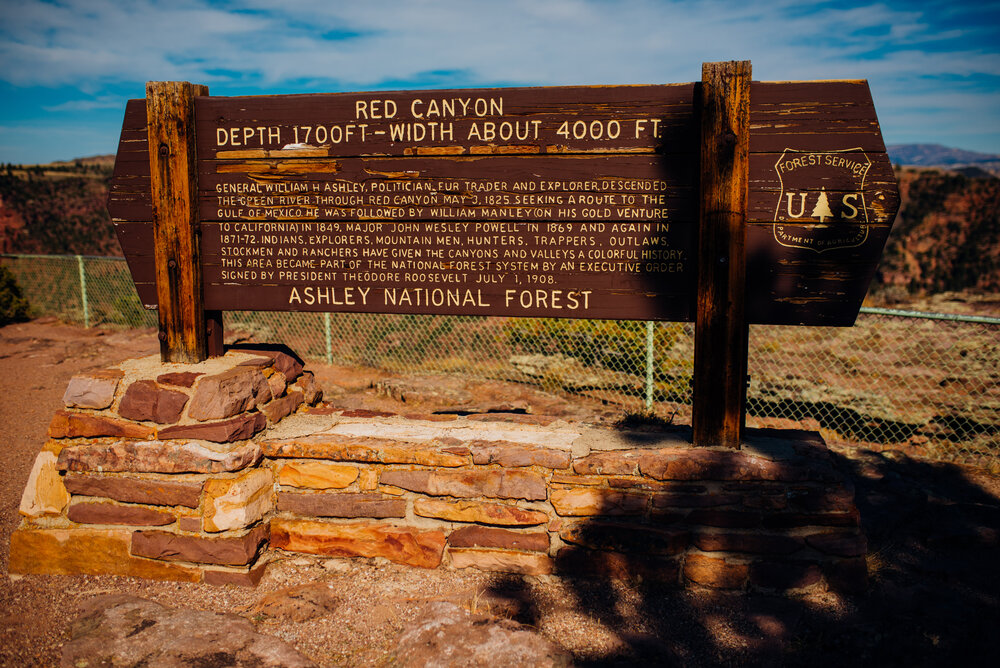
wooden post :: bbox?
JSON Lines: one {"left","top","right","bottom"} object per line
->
{"left": 692, "top": 61, "right": 751, "bottom": 448}
{"left": 146, "top": 81, "right": 222, "bottom": 362}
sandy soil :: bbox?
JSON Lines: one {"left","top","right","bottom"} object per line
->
{"left": 1, "top": 319, "right": 998, "bottom": 666}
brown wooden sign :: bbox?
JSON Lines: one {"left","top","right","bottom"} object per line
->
{"left": 110, "top": 79, "right": 899, "bottom": 326}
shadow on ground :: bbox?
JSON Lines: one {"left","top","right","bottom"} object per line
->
{"left": 483, "top": 443, "right": 1000, "bottom": 666}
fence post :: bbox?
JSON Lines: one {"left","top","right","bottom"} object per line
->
{"left": 324, "top": 312, "right": 333, "bottom": 365}
{"left": 692, "top": 60, "right": 752, "bottom": 448}
{"left": 645, "top": 320, "right": 655, "bottom": 411}
{"left": 76, "top": 255, "right": 89, "bottom": 328}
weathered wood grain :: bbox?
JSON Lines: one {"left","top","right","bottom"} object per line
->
{"left": 693, "top": 61, "right": 751, "bottom": 448}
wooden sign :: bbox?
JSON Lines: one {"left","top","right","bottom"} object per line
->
{"left": 109, "top": 78, "right": 899, "bottom": 326}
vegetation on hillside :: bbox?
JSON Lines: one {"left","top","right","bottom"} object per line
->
{"left": 0, "top": 160, "right": 119, "bottom": 256}
{"left": 875, "top": 169, "right": 1000, "bottom": 296}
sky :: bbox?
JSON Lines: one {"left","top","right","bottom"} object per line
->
{"left": 0, "top": 0, "right": 998, "bottom": 164}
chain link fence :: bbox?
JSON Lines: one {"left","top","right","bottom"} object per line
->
{"left": 4, "top": 253, "right": 998, "bottom": 470}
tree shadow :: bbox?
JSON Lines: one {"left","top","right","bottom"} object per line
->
{"left": 481, "top": 429, "right": 1000, "bottom": 665}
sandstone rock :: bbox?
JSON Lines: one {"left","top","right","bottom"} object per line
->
{"left": 203, "top": 468, "right": 274, "bottom": 532}
{"left": 375, "top": 376, "right": 473, "bottom": 406}
{"left": 250, "top": 582, "right": 339, "bottom": 622}
{"left": 68, "top": 501, "right": 175, "bottom": 526}
{"left": 279, "top": 460, "right": 359, "bottom": 489}
{"left": 262, "top": 435, "right": 468, "bottom": 467}
{"left": 550, "top": 488, "right": 648, "bottom": 516}
{"left": 380, "top": 469, "right": 546, "bottom": 501}
{"left": 804, "top": 531, "right": 867, "bottom": 557}
{"left": 448, "top": 526, "right": 549, "bottom": 552}
{"left": 686, "top": 509, "right": 762, "bottom": 528}
{"left": 555, "top": 547, "right": 681, "bottom": 584}
{"left": 260, "top": 390, "right": 304, "bottom": 423}
{"left": 267, "top": 370, "right": 288, "bottom": 398}
{"left": 63, "top": 473, "right": 203, "bottom": 508}
{"left": 131, "top": 524, "right": 269, "bottom": 566}
{"left": 58, "top": 440, "right": 262, "bottom": 474}
{"left": 118, "top": 380, "right": 189, "bottom": 424}
{"left": 177, "top": 516, "right": 202, "bottom": 532}
{"left": 292, "top": 370, "right": 323, "bottom": 404}
{"left": 158, "top": 412, "right": 267, "bottom": 443}
{"left": 393, "top": 601, "right": 570, "bottom": 668}
{"left": 749, "top": 560, "right": 822, "bottom": 590}
{"left": 573, "top": 450, "right": 645, "bottom": 475}
{"left": 762, "top": 510, "right": 860, "bottom": 529}
{"left": 19, "top": 451, "right": 69, "bottom": 517}
{"left": 413, "top": 498, "right": 548, "bottom": 526}
{"left": 48, "top": 410, "right": 155, "bottom": 439}
{"left": 469, "top": 441, "right": 572, "bottom": 469}
{"left": 638, "top": 448, "right": 810, "bottom": 482}
{"left": 693, "top": 532, "right": 804, "bottom": 555}
{"left": 550, "top": 473, "right": 604, "bottom": 486}
{"left": 683, "top": 554, "right": 749, "bottom": 589}
{"left": 270, "top": 518, "right": 445, "bottom": 568}
{"left": 61, "top": 595, "right": 315, "bottom": 667}
{"left": 278, "top": 492, "right": 406, "bottom": 518}
{"left": 652, "top": 492, "right": 741, "bottom": 508}
{"left": 358, "top": 468, "right": 379, "bottom": 491}
{"left": 9, "top": 528, "right": 200, "bottom": 581}
{"left": 62, "top": 369, "right": 123, "bottom": 409}
{"left": 187, "top": 366, "right": 271, "bottom": 421}
{"left": 203, "top": 561, "right": 269, "bottom": 586}
{"left": 560, "top": 522, "right": 688, "bottom": 555}
{"left": 448, "top": 549, "right": 553, "bottom": 576}
{"left": 230, "top": 344, "right": 304, "bottom": 382}
{"left": 155, "top": 371, "right": 203, "bottom": 387}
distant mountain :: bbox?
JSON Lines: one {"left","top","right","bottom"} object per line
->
{"left": 887, "top": 144, "right": 1000, "bottom": 168}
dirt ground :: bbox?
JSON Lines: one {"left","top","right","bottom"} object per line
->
{"left": 1, "top": 319, "right": 998, "bottom": 666}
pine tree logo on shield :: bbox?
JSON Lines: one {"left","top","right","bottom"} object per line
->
{"left": 772, "top": 148, "right": 872, "bottom": 252}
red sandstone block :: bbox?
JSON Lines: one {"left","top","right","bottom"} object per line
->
{"left": 749, "top": 560, "right": 822, "bottom": 591}
{"left": 652, "top": 493, "right": 741, "bottom": 508}
{"left": 469, "top": 441, "right": 571, "bottom": 469}
{"left": 341, "top": 409, "right": 396, "bottom": 418}
{"left": 762, "top": 510, "right": 860, "bottom": 529}
{"left": 203, "top": 561, "right": 269, "bottom": 587}
{"left": 380, "top": 469, "right": 546, "bottom": 501}
{"left": 131, "top": 524, "right": 269, "bottom": 566}
{"left": 608, "top": 478, "right": 706, "bottom": 493}
{"left": 555, "top": 547, "right": 681, "bottom": 585}
{"left": 48, "top": 410, "right": 155, "bottom": 440}
{"left": 572, "top": 451, "right": 644, "bottom": 476}
{"left": 229, "top": 345, "right": 304, "bottom": 382}
{"left": 118, "top": 380, "right": 189, "bottom": 424}
{"left": 63, "top": 473, "right": 203, "bottom": 508}
{"left": 788, "top": 486, "right": 856, "bottom": 512}
{"left": 68, "top": 502, "right": 175, "bottom": 527}
{"left": 158, "top": 412, "right": 267, "bottom": 443}
{"left": 156, "top": 371, "right": 203, "bottom": 388}
{"left": 447, "top": 526, "right": 549, "bottom": 552}
{"left": 276, "top": 492, "right": 406, "bottom": 519}
{"left": 560, "top": 521, "right": 688, "bottom": 556}
{"left": 270, "top": 518, "right": 444, "bottom": 569}
{"left": 639, "top": 449, "right": 811, "bottom": 482}
{"left": 686, "top": 509, "right": 761, "bottom": 528}
{"left": 805, "top": 531, "right": 867, "bottom": 557}
{"left": 683, "top": 554, "right": 748, "bottom": 589}
{"left": 692, "top": 532, "right": 804, "bottom": 555}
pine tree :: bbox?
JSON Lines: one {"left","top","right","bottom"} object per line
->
{"left": 811, "top": 188, "right": 833, "bottom": 223}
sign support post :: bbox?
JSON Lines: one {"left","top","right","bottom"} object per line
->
{"left": 692, "top": 60, "right": 752, "bottom": 448}
{"left": 146, "top": 81, "right": 222, "bottom": 363}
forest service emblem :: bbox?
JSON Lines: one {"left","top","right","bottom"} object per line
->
{"left": 772, "top": 148, "right": 872, "bottom": 253}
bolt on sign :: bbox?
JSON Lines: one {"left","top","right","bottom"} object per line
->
{"left": 109, "top": 79, "right": 899, "bottom": 326}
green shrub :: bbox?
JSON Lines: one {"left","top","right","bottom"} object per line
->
{"left": 0, "top": 266, "right": 30, "bottom": 325}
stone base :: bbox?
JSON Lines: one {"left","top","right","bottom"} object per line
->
{"left": 12, "top": 347, "right": 866, "bottom": 594}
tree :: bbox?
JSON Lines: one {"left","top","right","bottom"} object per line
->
{"left": 811, "top": 187, "right": 833, "bottom": 223}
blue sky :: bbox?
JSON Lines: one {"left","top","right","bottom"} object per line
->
{"left": 1, "top": 0, "right": 998, "bottom": 164}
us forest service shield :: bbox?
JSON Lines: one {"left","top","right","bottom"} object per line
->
{"left": 772, "top": 148, "right": 872, "bottom": 253}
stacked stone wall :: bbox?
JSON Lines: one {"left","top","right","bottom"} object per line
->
{"left": 12, "top": 348, "right": 867, "bottom": 593}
